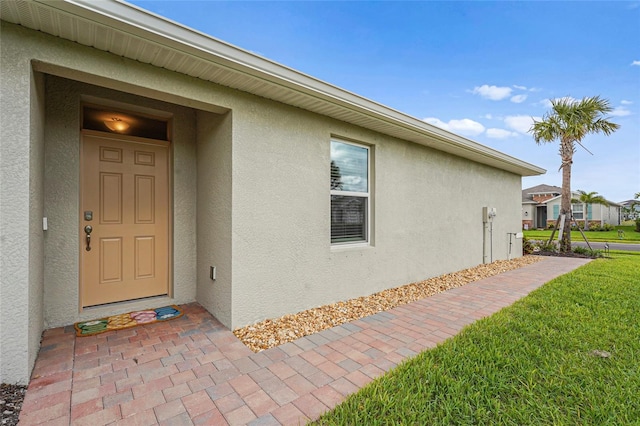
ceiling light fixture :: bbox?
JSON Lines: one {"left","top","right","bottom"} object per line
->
{"left": 104, "top": 117, "right": 129, "bottom": 133}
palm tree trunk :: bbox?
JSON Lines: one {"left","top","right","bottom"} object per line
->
{"left": 560, "top": 147, "right": 573, "bottom": 253}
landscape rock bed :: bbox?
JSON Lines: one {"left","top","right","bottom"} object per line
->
{"left": 0, "top": 383, "right": 26, "bottom": 426}
{"left": 234, "top": 256, "right": 543, "bottom": 352}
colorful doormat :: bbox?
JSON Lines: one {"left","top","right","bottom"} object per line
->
{"left": 74, "top": 305, "right": 183, "bottom": 336}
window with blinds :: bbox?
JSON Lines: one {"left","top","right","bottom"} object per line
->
{"left": 330, "top": 140, "right": 370, "bottom": 245}
{"left": 572, "top": 203, "right": 584, "bottom": 219}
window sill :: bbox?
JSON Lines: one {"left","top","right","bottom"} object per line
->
{"left": 330, "top": 242, "right": 371, "bottom": 251}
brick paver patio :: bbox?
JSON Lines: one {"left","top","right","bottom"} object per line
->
{"left": 18, "top": 256, "right": 590, "bottom": 425}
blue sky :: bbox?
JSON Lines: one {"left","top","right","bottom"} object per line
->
{"left": 130, "top": 0, "right": 640, "bottom": 202}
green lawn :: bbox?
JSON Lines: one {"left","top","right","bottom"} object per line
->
{"left": 524, "top": 225, "right": 640, "bottom": 243}
{"left": 314, "top": 253, "right": 640, "bottom": 425}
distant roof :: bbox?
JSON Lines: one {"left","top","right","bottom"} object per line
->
{"left": 0, "top": 0, "right": 546, "bottom": 177}
{"left": 522, "top": 184, "right": 562, "bottom": 203}
{"left": 523, "top": 184, "right": 563, "bottom": 195}
{"left": 522, "top": 184, "right": 622, "bottom": 206}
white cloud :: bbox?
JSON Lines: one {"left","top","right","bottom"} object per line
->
{"left": 510, "top": 94, "right": 528, "bottom": 103}
{"left": 424, "top": 117, "right": 485, "bottom": 136}
{"left": 424, "top": 117, "right": 448, "bottom": 128}
{"left": 621, "top": 100, "right": 633, "bottom": 105}
{"left": 470, "top": 85, "right": 513, "bottom": 101}
{"left": 631, "top": 60, "right": 640, "bottom": 66}
{"left": 486, "top": 128, "right": 519, "bottom": 139}
{"left": 538, "top": 96, "right": 578, "bottom": 109}
{"left": 538, "top": 99, "right": 553, "bottom": 108}
{"left": 610, "top": 106, "right": 632, "bottom": 116}
{"left": 504, "top": 115, "right": 541, "bottom": 134}
{"left": 483, "top": 114, "right": 493, "bottom": 119}
{"left": 513, "top": 85, "right": 541, "bottom": 92}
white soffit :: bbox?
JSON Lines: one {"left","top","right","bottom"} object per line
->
{"left": 1, "top": 0, "right": 545, "bottom": 176}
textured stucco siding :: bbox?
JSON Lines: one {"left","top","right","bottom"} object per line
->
{"left": 600, "top": 205, "right": 621, "bottom": 226}
{"left": 230, "top": 100, "right": 522, "bottom": 328}
{"left": 0, "top": 23, "right": 46, "bottom": 384}
{"left": 28, "top": 69, "right": 46, "bottom": 385}
{"left": 196, "top": 111, "right": 233, "bottom": 327}
{"left": 600, "top": 205, "right": 620, "bottom": 225}
{"left": 522, "top": 204, "right": 535, "bottom": 222}
{"left": 522, "top": 204, "right": 538, "bottom": 229}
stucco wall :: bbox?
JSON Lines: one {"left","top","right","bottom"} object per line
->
{"left": 28, "top": 70, "right": 46, "bottom": 384}
{"left": 522, "top": 204, "right": 535, "bottom": 229}
{"left": 196, "top": 111, "right": 233, "bottom": 327}
{"left": 601, "top": 205, "right": 620, "bottom": 225}
{"left": 230, "top": 100, "right": 523, "bottom": 328}
{"left": 0, "top": 24, "right": 46, "bottom": 384}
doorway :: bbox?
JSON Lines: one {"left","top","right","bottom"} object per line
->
{"left": 536, "top": 205, "right": 547, "bottom": 229}
{"left": 80, "top": 132, "right": 170, "bottom": 307}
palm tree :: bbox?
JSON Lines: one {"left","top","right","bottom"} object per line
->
{"left": 571, "top": 190, "right": 609, "bottom": 230}
{"left": 529, "top": 96, "right": 619, "bottom": 252}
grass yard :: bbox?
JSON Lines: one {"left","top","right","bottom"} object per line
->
{"left": 314, "top": 253, "right": 640, "bottom": 425}
{"left": 523, "top": 225, "right": 640, "bottom": 243}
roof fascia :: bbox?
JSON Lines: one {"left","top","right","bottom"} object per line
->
{"left": 30, "top": 0, "right": 545, "bottom": 176}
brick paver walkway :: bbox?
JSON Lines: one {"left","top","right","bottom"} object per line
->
{"left": 18, "top": 256, "right": 590, "bottom": 425}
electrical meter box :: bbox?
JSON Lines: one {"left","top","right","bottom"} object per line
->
{"left": 482, "top": 207, "right": 497, "bottom": 222}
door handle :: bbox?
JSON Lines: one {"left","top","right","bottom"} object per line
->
{"left": 84, "top": 225, "right": 93, "bottom": 251}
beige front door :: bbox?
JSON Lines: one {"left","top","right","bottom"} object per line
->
{"left": 80, "top": 133, "right": 170, "bottom": 307}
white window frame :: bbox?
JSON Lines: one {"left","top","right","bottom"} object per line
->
{"left": 330, "top": 139, "right": 371, "bottom": 246}
{"left": 572, "top": 203, "right": 584, "bottom": 220}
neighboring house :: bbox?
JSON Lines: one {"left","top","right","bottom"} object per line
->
{"left": 522, "top": 185, "right": 621, "bottom": 229}
{"left": 521, "top": 184, "right": 562, "bottom": 229}
{"left": 0, "top": 0, "right": 544, "bottom": 384}
{"left": 619, "top": 200, "right": 640, "bottom": 220}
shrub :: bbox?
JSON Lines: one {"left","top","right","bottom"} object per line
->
{"left": 602, "top": 223, "right": 615, "bottom": 232}
{"left": 587, "top": 223, "right": 601, "bottom": 231}
{"left": 536, "top": 240, "right": 558, "bottom": 253}
{"left": 522, "top": 237, "right": 534, "bottom": 255}
{"left": 573, "top": 246, "right": 605, "bottom": 258}
{"left": 547, "top": 223, "right": 555, "bottom": 230}
{"left": 636, "top": 217, "right": 640, "bottom": 232}
{"left": 573, "top": 246, "right": 589, "bottom": 254}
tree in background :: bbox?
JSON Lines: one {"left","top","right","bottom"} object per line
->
{"left": 529, "top": 96, "right": 619, "bottom": 252}
{"left": 330, "top": 160, "right": 343, "bottom": 190}
{"left": 571, "top": 190, "right": 609, "bottom": 230}
{"left": 634, "top": 192, "right": 640, "bottom": 232}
